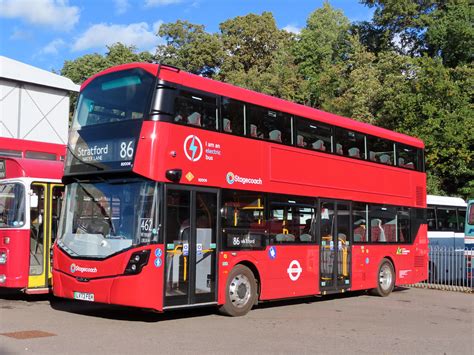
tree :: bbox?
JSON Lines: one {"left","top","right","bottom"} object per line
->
{"left": 425, "top": 1, "right": 474, "bottom": 67}
{"left": 373, "top": 55, "right": 473, "bottom": 197}
{"left": 293, "top": 1, "right": 351, "bottom": 107}
{"left": 360, "top": 0, "right": 474, "bottom": 67}
{"left": 155, "top": 20, "right": 222, "bottom": 77}
{"left": 61, "top": 43, "right": 152, "bottom": 84}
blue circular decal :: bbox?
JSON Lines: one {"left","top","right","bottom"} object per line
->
{"left": 155, "top": 248, "right": 162, "bottom": 257}
{"left": 268, "top": 246, "right": 277, "bottom": 260}
{"left": 365, "top": 257, "right": 370, "bottom": 265}
{"left": 154, "top": 258, "right": 162, "bottom": 268}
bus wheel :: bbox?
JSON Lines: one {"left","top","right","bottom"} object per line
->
{"left": 219, "top": 264, "right": 257, "bottom": 317}
{"left": 370, "top": 258, "right": 395, "bottom": 297}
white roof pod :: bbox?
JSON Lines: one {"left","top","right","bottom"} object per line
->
{"left": 427, "top": 195, "right": 467, "bottom": 208}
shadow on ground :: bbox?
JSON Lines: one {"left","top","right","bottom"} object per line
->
{"left": 48, "top": 289, "right": 378, "bottom": 323}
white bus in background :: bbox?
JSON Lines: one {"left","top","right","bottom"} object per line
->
{"left": 427, "top": 195, "right": 467, "bottom": 248}
{"left": 426, "top": 195, "right": 468, "bottom": 283}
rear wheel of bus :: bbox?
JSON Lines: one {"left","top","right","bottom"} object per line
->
{"left": 219, "top": 264, "right": 257, "bottom": 317}
{"left": 370, "top": 258, "right": 395, "bottom": 297}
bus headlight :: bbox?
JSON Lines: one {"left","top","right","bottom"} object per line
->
{"left": 124, "top": 250, "right": 150, "bottom": 275}
{"left": 0, "top": 274, "right": 6, "bottom": 283}
{"left": 0, "top": 251, "right": 7, "bottom": 264}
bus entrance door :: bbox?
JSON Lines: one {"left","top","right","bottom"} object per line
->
{"left": 164, "top": 187, "right": 218, "bottom": 308}
{"left": 27, "top": 183, "right": 47, "bottom": 291}
{"left": 27, "top": 183, "right": 63, "bottom": 293}
{"left": 319, "top": 200, "right": 352, "bottom": 294}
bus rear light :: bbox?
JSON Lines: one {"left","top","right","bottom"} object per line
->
{"left": 0, "top": 251, "right": 7, "bottom": 264}
{"left": 124, "top": 250, "right": 150, "bottom": 275}
{"left": 3, "top": 237, "right": 10, "bottom": 245}
{"left": 0, "top": 274, "right": 5, "bottom": 283}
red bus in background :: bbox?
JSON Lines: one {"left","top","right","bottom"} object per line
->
{"left": 0, "top": 138, "right": 65, "bottom": 294}
{"left": 52, "top": 63, "right": 427, "bottom": 316}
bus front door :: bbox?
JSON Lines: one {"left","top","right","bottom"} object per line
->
{"left": 164, "top": 187, "right": 218, "bottom": 307}
{"left": 319, "top": 200, "right": 352, "bottom": 294}
{"left": 27, "top": 183, "right": 63, "bottom": 293}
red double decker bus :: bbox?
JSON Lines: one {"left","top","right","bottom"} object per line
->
{"left": 52, "top": 63, "right": 427, "bottom": 316}
{"left": 0, "top": 138, "right": 65, "bottom": 293}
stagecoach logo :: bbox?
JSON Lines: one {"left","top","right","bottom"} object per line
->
{"left": 70, "top": 263, "right": 98, "bottom": 274}
{"left": 184, "top": 135, "right": 203, "bottom": 162}
{"left": 287, "top": 260, "right": 302, "bottom": 281}
{"left": 226, "top": 171, "right": 263, "bottom": 186}
{"left": 226, "top": 172, "right": 235, "bottom": 184}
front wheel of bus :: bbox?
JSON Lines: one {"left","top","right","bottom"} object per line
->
{"left": 370, "top": 258, "right": 395, "bottom": 297}
{"left": 219, "top": 264, "right": 257, "bottom": 317}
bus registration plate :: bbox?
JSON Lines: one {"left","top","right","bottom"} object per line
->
{"left": 74, "top": 292, "right": 95, "bottom": 302}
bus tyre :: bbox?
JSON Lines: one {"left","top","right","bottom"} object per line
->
{"left": 219, "top": 264, "right": 257, "bottom": 317}
{"left": 370, "top": 258, "right": 395, "bottom": 297}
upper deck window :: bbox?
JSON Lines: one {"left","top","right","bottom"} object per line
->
{"left": 367, "top": 136, "right": 394, "bottom": 165}
{"left": 25, "top": 151, "right": 57, "bottom": 161}
{"left": 335, "top": 128, "right": 366, "bottom": 159}
{"left": 246, "top": 104, "right": 291, "bottom": 145}
{"left": 221, "top": 98, "right": 245, "bottom": 135}
{"left": 174, "top": 90, "right": 218, "bottom": 131}
{"left": 0, "top": 149, "right": 22, "bottom": 158}
{"left": 73, "top": 68, "right": 155, "bottom": 129}
{"left": 397, "top": 144, "right": 420, "bottom": 170}
{"left": 295, "top": 117, "right": 333, "bottom": 152}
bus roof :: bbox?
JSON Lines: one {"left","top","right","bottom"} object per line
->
{"left": 82, "top": 62, "right": 424, "bottom": 149}
{"left": 427, "top": 195, "right": 467, "bottom": 208}
{"left": 0, "top": 137, "right": 66, "bottom": 159}
{"left": 1, "top": 156, "right": 64, "bottom": 180}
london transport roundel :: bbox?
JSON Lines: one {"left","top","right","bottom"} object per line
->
{"left": 287, "top": 260, "right": 302, "bottom": 281}
{"left": 183, "top": 135, "right": 203, "bottom": 162}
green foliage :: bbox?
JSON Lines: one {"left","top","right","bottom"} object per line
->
{"left": 219, "top": 12, "right": 285, "bottom": 76}
{"left": 61, "top": 43, "right": 152, "bottom": 84}
{"left": 155, "top": 20, "right": 222, "bottom": 77}
{"left": 293, "top": 2, "right": 351, "bottom": 107}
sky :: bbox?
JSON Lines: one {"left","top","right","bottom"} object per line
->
{"left": 0, "top": 0, "right": 374, "bottom": 74}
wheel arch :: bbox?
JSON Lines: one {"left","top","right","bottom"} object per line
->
{"left": 236, "top": 260, "right": 261, "bottom": 302}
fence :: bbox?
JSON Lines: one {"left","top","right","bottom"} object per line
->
{"left": 411, "top": 247, "right": 473, "bottom": 293}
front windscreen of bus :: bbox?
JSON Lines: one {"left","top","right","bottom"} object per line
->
{"left": 0, "top": 183, "right": 25, "bottom": 228}
{"left": 72, "top": 68, "right": 156, "bottom": 129}
{"left": 58, "top": 179, "right": 159, "bottom": 258}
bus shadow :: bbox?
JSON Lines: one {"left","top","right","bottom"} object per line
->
{"left": 49, "top": 290, "right": 370, "bottom": 323}
{"left": 0, "top": 289, "right": 51, "bottom": 302}
{"left": 49, "top": 296, "right": 220, "bottom": 322}
{"left": 254, "top": 290, "right": 368, "bottom": 311}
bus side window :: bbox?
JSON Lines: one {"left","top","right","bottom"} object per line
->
{"left": 174, "top": 90, "right": 218, "bottom": 131}
{"left": 335, "top": 128, "right": 366, "bottom": 160}
{"left": 397, "top": 144, "right": 418, "bottom": 170}
{"left": 427, "top": 208, "right": 436, "bottom": 231}
{"left": 457, "top": 208, "right": 466, "bottom": 232}
{"left": 246, "top": 105, "right": 291, "bottom": 145}
{"left": 221, "top": 98, "right": 244, "bottom": 136}
{"left": 295, "top": 117, "right": 333, "bottom": 153}
{"left": 367, "top": 136, "right": 394, "bottom": 166}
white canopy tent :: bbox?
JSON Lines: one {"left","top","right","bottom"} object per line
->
{"left": 0, "top": 56, "right": 79, "bottom": 145}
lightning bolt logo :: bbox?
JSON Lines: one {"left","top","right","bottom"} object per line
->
{"left": 190, "top": 136, "right": 197, "bottom": 161}
{"left": 183, "top": 135, "right": 203, "bottom": 162}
